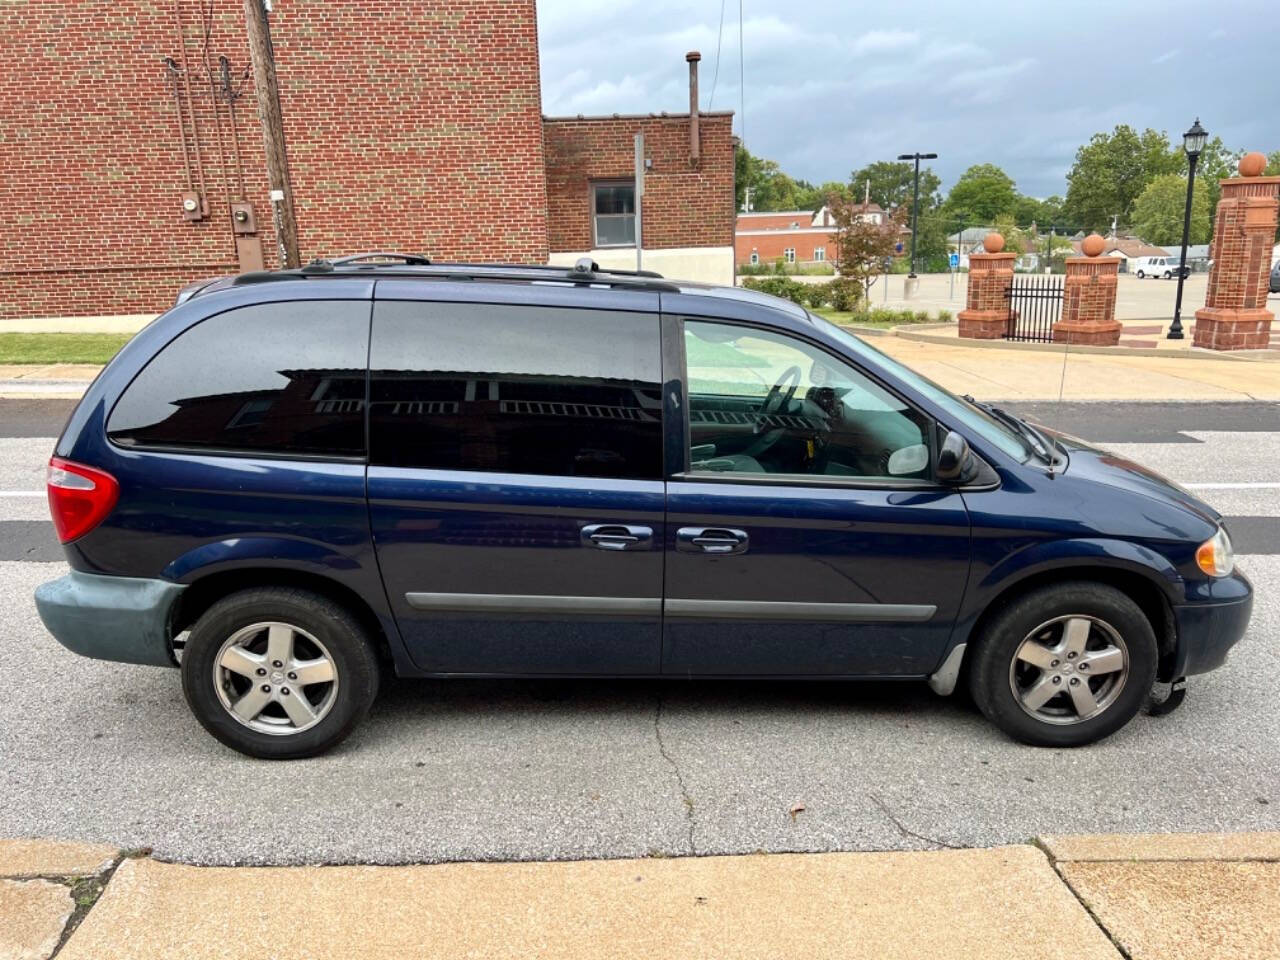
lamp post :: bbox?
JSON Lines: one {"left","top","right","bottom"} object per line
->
{"left": 1168, "top": 118, "right": 1208, "bottom": 340}
{"left": 897, "top": 152, "right": 938, "bottom": 277}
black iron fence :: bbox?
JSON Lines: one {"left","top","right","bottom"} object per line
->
{"left": 1004, "top": 274, "right": 1064, "bottom": 343}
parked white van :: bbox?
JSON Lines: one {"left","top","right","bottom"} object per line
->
{"left": 1133, "top": 256, "right": 1189, "bottom": 280}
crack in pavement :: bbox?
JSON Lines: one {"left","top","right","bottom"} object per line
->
{"left": 653, "top": 696, "right": 697, "bottom": 856}
{"left": 869, "top": 794, "right": 963, "bottom": 850}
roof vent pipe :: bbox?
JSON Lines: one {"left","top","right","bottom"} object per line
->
{"left": 686, "top": 50, "right": 701, "bottom": 165}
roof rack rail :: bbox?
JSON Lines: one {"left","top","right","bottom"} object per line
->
{"left": 229, "top": 254, "right": 679, "bottom": 292}
{"left": 301, "top": 252, "right": 432, "bottom": 274}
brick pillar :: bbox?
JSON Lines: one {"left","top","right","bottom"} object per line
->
{"left": 1193, "top": 152, "right": 1280, "bottom": 351}
{"left": 1054, "top": 233, "right": 1121, "bottom": 345}
{"left": 958, "top": 233, "right": 1015, "bottom": 339}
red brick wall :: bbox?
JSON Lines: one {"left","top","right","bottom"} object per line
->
{"left": 735, "top": 230, "right": 836, "bottom": 266}
{"left": 543, "top": 113, "right": 734, "bottom": 253}
{"left": 0, "top": 0, "right": 547, "bottom": 318}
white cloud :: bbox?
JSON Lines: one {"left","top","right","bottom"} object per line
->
{"left": 1152, "top": 49, "right": 1180, "bottom": 65}
{"left": 852, "top": 30, "right": 920, "bottom": 55}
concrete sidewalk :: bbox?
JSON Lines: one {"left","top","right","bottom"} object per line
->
{"left": 3, "top": 833, "right": 1277, "bottom": 959}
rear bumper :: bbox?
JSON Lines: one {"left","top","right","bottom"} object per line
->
{"left": 1170, "top": 572, "right": 1253, "bottom": 678}
{"left": 35, "top": 571, "right": 185, "bottom": 667}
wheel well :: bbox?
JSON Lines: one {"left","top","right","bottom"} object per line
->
{"left": 964, "top": 567, "right": 1177, "bottom": 676}
{"left": 171, "top": 568, "right": 393, "bottom": 664}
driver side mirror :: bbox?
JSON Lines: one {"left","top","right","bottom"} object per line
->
{"left": 936, "top": 430, "right": 972, "bottom": 483}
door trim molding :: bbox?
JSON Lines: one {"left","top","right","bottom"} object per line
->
{"left": 405, "top": 592, "right": 660, "bottom": 617}
{"left": 663, "top": 598, "right": 937, "bottom": 622}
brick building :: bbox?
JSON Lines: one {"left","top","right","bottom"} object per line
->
{"left": 734, "top": 204, "right": 891, "bottom": 271}
{"left": 0, "top": 0, "right": 733, "bottom": 319}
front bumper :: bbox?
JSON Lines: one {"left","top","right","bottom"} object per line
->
{"left": 35, "top": 571, "right": 186, "bottom": 667}
{"left": 1170, "top": 572, "right": 1253, "bottom": 678}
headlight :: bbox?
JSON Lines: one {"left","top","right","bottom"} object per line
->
{"left": 1196, "top": 527, "right": 1234, "bottom": 578}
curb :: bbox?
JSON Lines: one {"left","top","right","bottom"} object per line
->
{"left": 892, "top": 323, "right": 1280, "bottom": 362}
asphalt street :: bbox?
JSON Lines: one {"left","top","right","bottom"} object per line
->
{"left": 0, "top": 400, "right": 1277, "bottom": 865}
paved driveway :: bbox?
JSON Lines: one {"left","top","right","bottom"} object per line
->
{"left": 0, "top": 401, "right": 1277, "bottom": 864}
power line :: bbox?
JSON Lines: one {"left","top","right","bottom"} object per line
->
{"left": 708, "top": 0, "right": 726, "bottom": 109}
{"left": 738, "top": 0, "right": 745, "bottom": 145}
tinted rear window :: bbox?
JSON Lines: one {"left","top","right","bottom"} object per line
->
{"left": 107, "top": 301, "right": 369, "bottom": 457}
{"left": 369, "top": 301, "right": 662, "bottom": 479}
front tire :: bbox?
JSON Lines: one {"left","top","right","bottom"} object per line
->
{"left": 1163, "top": 271, "right": 1173, "bottom": 280}
{"left": 181, "top": 587, "right": 380, "bottom": 759}
{"left": 967, "top": 582, "right": 1157, "bottom": 747}
{"left": 1136, "top": 270, "right": 1145, "bottom": 279}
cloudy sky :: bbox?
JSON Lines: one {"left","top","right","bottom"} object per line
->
{"left": 536, "top": 0, "right": 1278, "bottom": 199}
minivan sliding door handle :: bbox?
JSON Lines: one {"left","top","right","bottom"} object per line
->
{"left": 676, "top": 527, "right": 749, "bottom": 555}
{"left": 581, "top": 524, "right": 653, "bottom": 551}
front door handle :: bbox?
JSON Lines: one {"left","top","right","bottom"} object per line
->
{"left": 581, "top": 523, "right": 653, "bottom": 551}
{"left": 676, "top": 526, "right": 749, "bottom": 555}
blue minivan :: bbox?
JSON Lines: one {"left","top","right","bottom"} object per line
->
{"left": 35, "top": 255, "right": 1252, "bottom": 758}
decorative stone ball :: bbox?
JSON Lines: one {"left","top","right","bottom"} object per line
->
{"left": 1081, "top": 233, "right": 1106, "bottom": 257}
{"left": 1239, "top": 152, "right": 1267, "bottom": 177}
{"left": 982, "top": 232, "right": 1005, "bottom": 254}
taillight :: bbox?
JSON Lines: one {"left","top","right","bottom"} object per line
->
{"left": 47, "top": 458, "right": 119, "bottom": 543}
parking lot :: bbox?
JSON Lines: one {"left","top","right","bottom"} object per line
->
{"left": 1, "top": 399, "right": 1277, "bottom": 865}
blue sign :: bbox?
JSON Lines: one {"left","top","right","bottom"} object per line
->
{"left": 949, "top": 252, "right": 960, "bottom": 269}
{"left": 894, "top": 242, "right": 904, "bottom": 254}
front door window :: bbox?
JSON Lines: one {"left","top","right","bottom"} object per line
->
{"left": 682, "top": 320, "right": 932, "bottom": 481}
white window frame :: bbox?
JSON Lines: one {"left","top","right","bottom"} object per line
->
{"left": 813, "top": 247, "right": 825, "bottom": 262}
{"left": 591, "top": 180, "right": 637, "bottom": 248}
{"left": 749, "top": 251, "right": 759, "bottom": 265}
{"left": 783, "top": 247, "right": 796, "bottom": 264}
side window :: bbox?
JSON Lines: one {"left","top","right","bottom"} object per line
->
{"left": 683, "top": 320, "right": 931, "bottom": 481}
{"left": 107, "top": 301, "right": 369, "bottom": 457}
{"left": 369, "top": 302, "right": 662, "bottom": 480}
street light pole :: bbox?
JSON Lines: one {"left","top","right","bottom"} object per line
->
{"left": 1169, "top": 118, "right": 1208, "bottom": 340}
{"left": 897, "top": 152, "right": 937, "bottom": 277}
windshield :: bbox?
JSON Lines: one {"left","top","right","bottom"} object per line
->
{"left": 807, "top": 313, "right": 1031, "bottom": 462}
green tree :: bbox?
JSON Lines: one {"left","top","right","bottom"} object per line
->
{"left": 735, "top": 145, "right": 816, "bottom": 212}
{"left": 943, "top": 164, "right": 1018, "bottom": 226}
{"left": 1132, "top": 174, "right": 1211, "bottom": 246}
{"left": 828, "top": 191, "right": 908, "bottom": 299}
{"left": 1063, "top": 125, "right": 1179, "bottom": 232}
{"left": 848, "top": 160, "right": 942, "bottom": 212}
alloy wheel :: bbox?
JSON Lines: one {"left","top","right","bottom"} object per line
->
{"left": 212, "top": 621, "right": 339, "bottom": 736}
{"left": 1008, "top": 615, "right": 1129, "bottom": 725}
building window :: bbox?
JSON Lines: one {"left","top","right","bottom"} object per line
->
{"left": 783, "top": 248, "right": 795, "bottom": 264}
{"left": 749, "top": 251, "right": 759, "bottom": 265}
{"left": 813, "top": 247, "right": 825, "bottom": 262}
{"left": 592, "top": 181, "right": 636, "bottom": 248}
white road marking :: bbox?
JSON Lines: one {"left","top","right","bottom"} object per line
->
{"left": 1184, "top": 482, "right": 1280, "bottom": 490}
{"left": 0, "top": 492, "right": 44, "bottom": 497}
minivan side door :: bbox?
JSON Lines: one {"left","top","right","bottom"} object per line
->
{"left": 366, "top": 286, "right": 666, "bottom": 675}
{"left": 660, "top": 313, "right": 971, "bottom": 677}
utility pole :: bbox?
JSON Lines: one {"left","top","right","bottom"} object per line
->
{"left": 243, "top": 0, "right": 300, "bottom": 268}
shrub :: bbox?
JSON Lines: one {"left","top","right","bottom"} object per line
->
{"left": 740, "top": 275, "right": 807, "bottom": 305}
{"left": 827, "top": 276, "right": 863, "bottom": 313}
{"left": 803, "top": 281, "right": 831, "bottom": 309}
{"left": 936, "top": 309, "right": 953, "bottom": 323}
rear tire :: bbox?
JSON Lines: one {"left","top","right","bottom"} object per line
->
{"left": 1136, "top": 270, "right": 1145, "bottom": 279}
{"left": 967, "top": 582, "right": 1157, "bottom": 747}
{"left": 181, "top": 587, "right": 380, "bottom": 759}
{"left": 1163, "top": 271, "right": 1173, "bottom": 280}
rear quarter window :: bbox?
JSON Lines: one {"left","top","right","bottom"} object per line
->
{"left": 106, "top": 301, "right": 370, "bottom": 457}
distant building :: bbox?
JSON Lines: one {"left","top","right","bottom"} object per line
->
{"left": 1094, "top": 236, "right": 1171, "bottom": 273}
{"left": 735, "top": 207, "right": 836, "bottom": 269}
